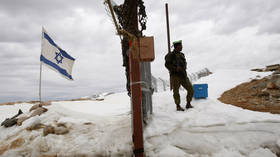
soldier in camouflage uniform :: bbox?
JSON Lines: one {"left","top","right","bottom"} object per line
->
{"left": 165, "top": 40, "right": 194, "bottom": 111}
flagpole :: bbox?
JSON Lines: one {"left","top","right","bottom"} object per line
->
{"left": 39, "top": 62, "right": 42, "bottom": 103}
{"left": 39, "top": 27, "right": 43, "bottom": 103}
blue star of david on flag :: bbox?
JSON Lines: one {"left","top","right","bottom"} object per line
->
{"left": 40, "top": 28, "right": 75, "bottom": 80}
{"left": 55, "top": 52, "right": 64, "bottom": 64}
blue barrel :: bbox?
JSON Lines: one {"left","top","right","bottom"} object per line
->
{"left": 193, "top": 84, "right": 208, "bottom": 99}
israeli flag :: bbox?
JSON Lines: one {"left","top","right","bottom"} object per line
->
{"left": 41, "top": 28, "right": 75, "bottom": 80}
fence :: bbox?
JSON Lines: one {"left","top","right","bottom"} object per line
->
{"left": 152, "top": 68, "right": 212, "bottom": 92}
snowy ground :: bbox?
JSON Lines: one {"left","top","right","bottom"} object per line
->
{"left": 1, "top": 69, "right": 280, "bottom": 157}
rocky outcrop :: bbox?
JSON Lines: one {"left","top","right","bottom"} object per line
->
{"left": 219, "top": 68, "right": 280, "bottom": 114}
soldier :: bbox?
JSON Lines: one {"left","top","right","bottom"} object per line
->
{"left": 165, "top": 40, "right": 194, "bottom": 111}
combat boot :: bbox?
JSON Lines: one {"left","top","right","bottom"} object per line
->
{"left": 186, "top": 102, "right": 193, "bottom": 109}
{"left": 176, "top": 105, "right": 185, "bottom": 111}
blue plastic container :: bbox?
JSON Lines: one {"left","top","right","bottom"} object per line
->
{"left": 193, "top": 84, "right": 208, "bottom": 99}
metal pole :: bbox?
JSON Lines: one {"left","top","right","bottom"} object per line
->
{"left": 165, "top": 3, "right": 173, "bottom": 90}
{"left": 39, "top": 27, "right": 43, "bottom": 103}
{"left": 165, "top": 3, "right": 171, "bottom": 53}
{"left": 39, "top": 62, "right": 42, "bottom": 102}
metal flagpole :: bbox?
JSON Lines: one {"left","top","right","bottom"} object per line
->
{"left": 39, "top": 62, "right": 42, "bottom": 103}
{"left": 165, "top": 3, "right": 171, "bottom": 53}
{"left": 39, "top": 27, "right": 43, "bottom": 103}
{"left": 165, "top": 3, "right": 173, "bottom": 91}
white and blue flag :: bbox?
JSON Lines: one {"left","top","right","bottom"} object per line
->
{"left": 41, "top": 28, "right": 75, "bottom": 80}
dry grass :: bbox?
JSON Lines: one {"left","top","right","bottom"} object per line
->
{"left": 0, "top": 98, "right": 88, "bottom": 106}
{"left": 70, "top": 98, "right": 91, "bottom": 101}
{"left": 0, "top": 100, "right": 53, "bottom": 106}
{"left": 0, "top": 102, "right": 16, "bottom": 106}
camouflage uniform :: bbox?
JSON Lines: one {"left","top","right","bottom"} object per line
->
{"left": 165, "top": 50, "right": 194, "bottom": 107}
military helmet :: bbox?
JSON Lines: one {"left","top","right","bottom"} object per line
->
{"left": 173, "top": 40, "right": 182, "bottom": 49}
{"left": 172, "top": 40, "right": 182, "bottom": 45}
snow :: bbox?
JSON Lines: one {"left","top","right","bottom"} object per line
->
{"left": 1, "top": 69, "right": 280, "bottom": 157}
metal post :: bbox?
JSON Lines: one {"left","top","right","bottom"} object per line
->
{"left": 39, "top": 27, "right": 43, "bottom": 103}
{"left": 141, "top": 62, "right": 153, "bottom": 120}
{"left": 39, "top": 62, "right": 42, "bottom": 102}
{"left": 165, "top": 3, "right": 171, "bottom": 53}
{"left": 151, "top": 75, "right": 158, "bottom": 93}
{"left": 165, "top": 3, "right": 173, "bottom": 91}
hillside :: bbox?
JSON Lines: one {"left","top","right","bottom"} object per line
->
{"left": 1, "top": 69, "right": 280, "bottom": 157}
{"left": 219, "top": 67, "right": 280, "bottom": 114}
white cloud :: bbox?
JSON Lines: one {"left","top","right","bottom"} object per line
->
{"left": 0, "top": 0, "right": 279, "bottom": 103}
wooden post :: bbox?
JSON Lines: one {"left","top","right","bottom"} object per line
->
{"left": 106, "top": 0, "right": 144, "bottom": 155}
{"left": 129, "top": 48, "right": 144, "bottom": 157}
{"left": 129, "top": 1, "right": 144, "bottom": 157}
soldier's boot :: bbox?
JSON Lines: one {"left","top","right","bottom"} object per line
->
{"left": 176, "top": 105, "right": 185, "bottom": 111}
{"left": 186, "top": 102, "right": 193, "bottom": 109}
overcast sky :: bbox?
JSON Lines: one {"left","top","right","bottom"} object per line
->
{"left": 0, "top": 0, "right": 279, "bottom": 103}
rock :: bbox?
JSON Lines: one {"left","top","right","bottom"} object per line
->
{"left": 277, "top": 139, "right": 280, "bottom": 148}
{"left": 17, "top": 115, "right": 30, "bottom": 126}
{"left": 54, "top": 126, "right": 69, "bottom": 135}
{"left": 256, "top": 104, "right": 266, "bottom": 109}
{"left": 39, "top": 138, "right": 49, "bottom": 152}
{"left": 30, "top": 107, "right": 48, "bottom": 117}
{"left": 258, "top": 90, "right": 270, "bottom": 97}
{"left": 0, "top": 144, "right": 9, "bottom": 156}
{"left": 251, "top": 68, "right": 264, "bottom": 72}
{"left": 272, "top": 94, "right": 280, "bottom": 98}
{"left": 272, "top": 71, "right": 280, "bottom": 75}
{"left": 251, "top": 92, "right": 257, "bottom": 96}
{"left": 237, "top": 98, "right": 247, "bottom": 103}
{"left": 267, "top": 82, "right": 276, "bottom": 89}
{"left": 250, "top": 101, "right": 259, "bottom": 105}
{"left": 43, "top": 126, "right": 55, "bottom": 136}
{"left": 1, "top": 118, "right": 18, "bottom": 128}
{"left": 250, "top": 78, "right": 258, "bottom": 82}
{"left": 40, "top": 154, "right": 57, "bottom": 157}
{"left": 1, "top": 109, "right": 23, "bottom": 127}
{"left": 26, "top": 119, "right": 44, "bottom": 131}
{"left": 264, "top": 97, "right": 270, "bottom": 101}
{"left": 29, "top": 104, "right": 42, "bottom": 112}
{"left": 40, "top": 101, "right": 52, "bottom": 106}
{"left": 275, "top": 79, "right": 280, "bottom": 88}
{"left": 56, "top": 122, "right": 67, "bottom": 128}
{"left": 254, "top": 81, "right": 267, "bottom": 88}
{"left": 10, "top": 138, "right": 25, "bottom": 149}
{"left": 83, "top": 122, "right": 93, "bottom": 125}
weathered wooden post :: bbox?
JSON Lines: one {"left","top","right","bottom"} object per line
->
{"left": 128, "top": 1, "right": 144, "bottom": 156}
{"left": 105, "top": 1, "right": 153, "bottom": 156}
